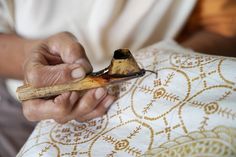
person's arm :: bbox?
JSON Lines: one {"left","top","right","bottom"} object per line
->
{"left": 181, "top": 30, "right": 236, "bottom": 57}
{"left": 0, "top": 33, "right": 36, "bottom": 79}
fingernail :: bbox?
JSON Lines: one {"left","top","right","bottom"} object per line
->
{"left": 95, "top": 88, "right": 106, "bottom": 100}
{"left": 104, "top": 97, "right": 114, "bottom": 109}
{"left": 75, "top": 59, "right": 92, "bottom": 73}
{"left": 71, "top": 67, "right": 85, "bottom": 79}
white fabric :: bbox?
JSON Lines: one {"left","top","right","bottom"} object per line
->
{"left": 0, "top": 0, "right": 14, "bottom": 33}
{"left": 17, "top": 41, "right": 236, "bottom": 157}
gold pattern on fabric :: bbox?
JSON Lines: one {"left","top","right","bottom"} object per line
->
{"left": 17, "top": 42, "right": 236, "bottom": 157}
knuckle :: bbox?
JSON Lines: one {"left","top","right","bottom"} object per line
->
{"left": 80, "top": 102, "right": 91, "bottom": 113}
{"left": 68, "top": 43, "right": 83, "bottom": 54}
{"left": 22, "top": 104, "right": 37, "bottom": 121}
{"left": 95, "top": 109, "right": 106, "bottom": 117}
{"left": 26, "top": 67, "right": 42, "bottom": 87}
{"left": 59, "top": 32, "right": 78, "bottom": 44}
{"left": 76, "top": 58, "right": 93, "bottom": 73}
{"left": 55, "top": 104, "right": 70, "bottom": 117}
{"left": 64, "top": 43, "right": 84, "bottom": 62}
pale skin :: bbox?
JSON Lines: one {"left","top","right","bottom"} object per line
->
{"left": 0, "top": 31, "right": 235, "bottom": 124}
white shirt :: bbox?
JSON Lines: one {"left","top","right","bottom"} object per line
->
{"left": 0, "top": 0, "right": 196, "bottom": 97}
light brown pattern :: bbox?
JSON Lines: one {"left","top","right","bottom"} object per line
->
{"left": 17, "top": 41, "right": 236, "bottom": 157}
{"left": 142, "top": 126, "right": 236, "bottom": 157}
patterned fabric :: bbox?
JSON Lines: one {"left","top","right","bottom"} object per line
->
{"left": 17, "top": 41, "right": 236, "bottom": 157}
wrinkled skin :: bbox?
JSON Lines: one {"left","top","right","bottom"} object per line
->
{"left": 22, "top": 32, "right": 115, "bottom": 124}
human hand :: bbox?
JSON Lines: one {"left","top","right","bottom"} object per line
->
{"left": 22, "top": 32, "right": 115, "bottom": 123}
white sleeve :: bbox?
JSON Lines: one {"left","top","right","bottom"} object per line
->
{"left": 0, "top": 0, "right": 14, "bottom": 33}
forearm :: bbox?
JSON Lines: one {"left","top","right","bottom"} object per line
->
{"left": 0, "top": 34, "right": 37, "bottom": 79}
{"left": 181, "top": 30, "right": 236, "bottom": 57}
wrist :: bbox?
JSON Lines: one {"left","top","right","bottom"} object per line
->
{"left": 23, "top": 39, "right": 43, "bottom": 56}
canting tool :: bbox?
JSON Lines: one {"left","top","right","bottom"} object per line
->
{"left": 16, "top": 49, "right": 155, "bottom": 101}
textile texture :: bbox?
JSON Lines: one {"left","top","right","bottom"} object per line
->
{"left": 17, "top": 41, "right": 236, "bottom": 157}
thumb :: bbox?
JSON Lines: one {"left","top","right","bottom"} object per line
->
{"left": 26, "top": 63, "right": 86, "bottom": 87}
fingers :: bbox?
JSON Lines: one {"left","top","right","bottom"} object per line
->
{"left": 24, "top": 32, "right": 93, "bottom": 87}
{"left": 69, "top": 88, "right": 108, "bottom": 118}
{"left": 22, "top": 88, "right": 115, "bottom": 124}
{"left": 78, "top": 95, "right": 115, "bottom": 122}
{"left": 24, "top": 60, "right": 86, "bottom": 87}
{"left": 47, "top": 32, "right": 92, "bottom": 73}
{"left": 22, "top": 92, "right": 75, "bottom": 122}
{"left": 22, "top": 91, "right": 80, "bottom": 123}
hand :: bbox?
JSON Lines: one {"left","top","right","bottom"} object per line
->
{"left": 22, "top": 32, "right": 115, "bottom": 124}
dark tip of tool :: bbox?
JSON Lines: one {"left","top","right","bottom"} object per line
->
{"left": 113, "top": 49, "right": 131, "bottom": 59}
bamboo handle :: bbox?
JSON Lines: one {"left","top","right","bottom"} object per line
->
{"left": 16, "top": 76, "right": 108, "bottom": 101}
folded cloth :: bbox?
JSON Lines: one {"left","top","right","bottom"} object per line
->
{"left": 17, "top": 40, "right": 236, "bottom": 157}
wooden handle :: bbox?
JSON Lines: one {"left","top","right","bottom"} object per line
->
{"left": 16, "top": 76, "right": 108, "bottom": 101}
